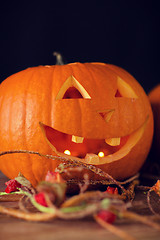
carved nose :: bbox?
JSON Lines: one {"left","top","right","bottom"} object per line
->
{"left": 99, "top": 109, "right": 115, "bottom": 122}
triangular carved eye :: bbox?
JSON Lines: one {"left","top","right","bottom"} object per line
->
{"left": 115, "top": 77, "right": 138, "bottom": 98}
{"left": 115, "top": 89, "right": 122, "bottom": 97}
{"left": 55, "top": 75, "right": 91, "bottom": 100}
{"left": 63, "top": 87, "right": 83, "bottom": 99}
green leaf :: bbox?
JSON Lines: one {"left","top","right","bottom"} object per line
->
{"left": 101, "top": 198, "right": 110, "bottom": 209}
{"left": 0, "top": 191, "right": 21, "bottom": 196}
{"left": 0, "top": 192, "right": 8, "bottom": 195}
{"left": 15, "top": 172, "right": 32, "bottom": 188}
{"left": 61, "top": 203, "right": 87, "bottom": 213}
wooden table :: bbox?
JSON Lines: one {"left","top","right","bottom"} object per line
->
{"left": 0, "top": 171, "right": 160, "bottom": 240}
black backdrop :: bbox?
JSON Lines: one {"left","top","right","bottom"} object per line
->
{"left": 0, "top": 1, "right": 160, "bottom": 93}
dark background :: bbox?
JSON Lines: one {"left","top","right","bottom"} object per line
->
{"left": 0, "top": 1, "right": 159, "bottom": 93}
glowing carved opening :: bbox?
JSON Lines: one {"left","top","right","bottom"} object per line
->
{"left": 99, "top": 109, "right": 115, "bottom": 122}
{"left": 116, "top": 77, "right": 138, "bottom": 99}
{"left": 64, "top": 150, "right": 71, "bottom": 155}
{"left": 56, "top": 75, "right": 91, "bottom": 100}
{"left": 63, "top": 87, "right": 83, "bottom": 99}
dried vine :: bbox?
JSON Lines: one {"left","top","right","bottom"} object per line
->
{"left": 0, "top": 150, "right": 160, "bottom": 240}
{"left": 0, "top": 150, "right": 129, "bottom": 194}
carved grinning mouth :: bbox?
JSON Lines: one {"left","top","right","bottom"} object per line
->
{"left": 40, "top": 74, "right": 148, "bottom": 165}
{"left": 40, "top": 116, "right": 148, "bottom": 165}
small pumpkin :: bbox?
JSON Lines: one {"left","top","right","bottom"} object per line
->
{"left": 148, "top": 84, "right": 160, "bottom": 157}
{"left": 0, "top": 63, "right": 153, "bottom": 186}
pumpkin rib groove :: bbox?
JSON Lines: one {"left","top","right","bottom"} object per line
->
{"left": 24, "top": 69, "right": 40, "bottom": 184}
{"left": 69, "top": 63, "right": 84, "bottom": 137}
{"left": 79, "top": 64, "right": 91, "bottom": 137}
{"left": 83, "top": 63, "right": 108, "bottom": 135}
{"left": 4, "top": 91, "right": 13, "bottom": 176}
{"left": 51, "top": 65, "right": 57, "bottom": 128}
{"left": 35, "top": 67, "right": 55, "bottom": 182}
{"left": 84, "top": 63, "right": 98, "bottom": 99}
{"left": 49, "top": 65, "right": 56, "bottom": 171}
{"left": 88, "top": 63, "right": 117, "bottom": 97}
{"left": 24, "top": 70, "right": 38, "bottom": 184}
{"left": 78, "top": 64, "right": 91, "bottom": 137}
{"left": 10, "top": 84, "right": 20, "bottom": 178}
{"left": 82, "top": 63, "right": 97, "bottom": 136}
{"left": 0, "top": 92, "right": 4, "bottom": 171}
{"left": 50, "top": 66, "right": 55, "bottom": 127}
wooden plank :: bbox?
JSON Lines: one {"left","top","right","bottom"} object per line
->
{"left": 0, "top": 171, "right": 160, "bottom": 240}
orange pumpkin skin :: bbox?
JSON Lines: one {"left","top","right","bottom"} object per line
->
{"left": 0, "top": 63, "right": 153, "bottom": 186}
{"left": 149, "top": 85, "right": 160, "bottom": 157}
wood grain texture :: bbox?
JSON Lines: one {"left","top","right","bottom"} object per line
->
{"left": 0, "top": 171, "right": 160, "bottom": 240}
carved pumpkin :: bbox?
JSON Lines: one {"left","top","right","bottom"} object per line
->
{"left": 0, "top": 63, "right": 153, "bottom": 186}
{"left": 149, "top": 85, "right": 160, "bottom": 157}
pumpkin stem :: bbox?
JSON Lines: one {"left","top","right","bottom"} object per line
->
{"left": 53, "top": 52, "right": 64, "bottom": 65}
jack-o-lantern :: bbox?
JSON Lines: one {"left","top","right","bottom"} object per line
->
{"left": 149, "top": 84, "right": 160, "bottom": 157}
{"left": 0, "top": 63, "right": 153, "bottom": 186}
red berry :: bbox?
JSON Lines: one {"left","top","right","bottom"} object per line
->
{"left": 97, "top": 210, "right": 116, "bottom": 224}
{"left": 5, "top": 179, "right": 21, "bottom": 193}
{"left": 34, "top": 192, "right": 48, "bottom": 207}
{"left": 105, "top": 186, "right": 118, "bottom": 195}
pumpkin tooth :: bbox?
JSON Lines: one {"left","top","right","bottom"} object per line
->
{"left": 72, "top": 135, "right": 84, "bottom": 143}
{"left": 105, "top": 137, "right": 121, "bottom": 146}
{"left": 85, "top": 154, "right": 100, "bottom": 164}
